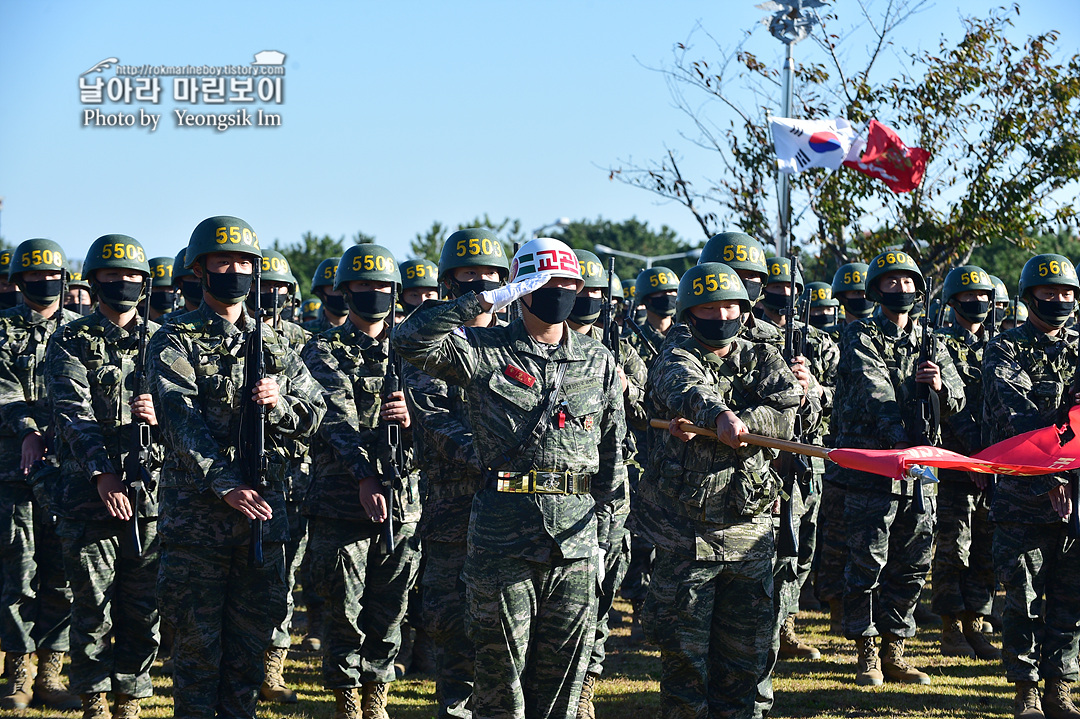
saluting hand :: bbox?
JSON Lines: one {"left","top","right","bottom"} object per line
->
{"left": 131, "top": 393, "right": 157, "bottom": 425}
{"left": 359, "top": 476, "right": 388, "bottom": 523}
{"left": 380, "top": 390, "right": 411, "bottom": 428}
{"left": 95, "top": 472, "right": 133, "bottom": 521}
{"left": 223, "top": 486, "right": 274, "bottom": 520}
{"left": 252, "top": 377, "right": 280, "bottom": 409}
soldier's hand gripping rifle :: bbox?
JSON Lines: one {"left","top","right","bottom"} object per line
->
{"left": 910, "top": 279, "right": 941, "bottom": 514}
{"left": 121, "top": 276, "right": 154, "bottom": 559}
{"left": 777, "top": 248, "right": 808, "bottom": 559}
{"left": 243, "top": 263, "right": 269, "bottom": 568}
{"left": 1055, "top": 333, "right": 1080, "bottom": 539}
{"left": 376, "top": 286, "right": 403, "bottom": 556}
{"left": 602, "top": 257, "right": 621, "bottom": 365}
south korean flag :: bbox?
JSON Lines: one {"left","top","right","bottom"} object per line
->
{"left": 770, "top": 116, "right": 859, "bottom": 174}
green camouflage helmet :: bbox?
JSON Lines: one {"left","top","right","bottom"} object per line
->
{"left": 699, "top": 232, "right": 769, "bottom": 278}
{"left": 148, "top": 256, "right": 174, "bottom": 287}
{"left": 1019, "top": 254, "right": 1079, "bottom": 297}
{"left": 609, "top": 270, "right": 625, "bottom": 301}
{"left": 574, "top": 249, "right": 608, "bottom": 290}
{"left": 622, "top": 279, "right": 636, "bottom": 301}
{"left": 259, "top": 249, "right": 296, "bottom": 286}
{"left": 942, "top": 265, "right": 993, "bottom": 304}
{"left": 1003, "top": 300, "right": 1028, "bottom": 324}
{"left": 185, "top": 215, "right": 261, "bottom": 268}
{"left": 805, "top": 281, "right": 839, "bottom": 307}
{"left": 832, "top": 262, "right": 869, "bottom": 295}
{"left": 635, "top": 266, "right": 679, "bottom": 300}
{"left": 302, "top": 297, "right": 321, "bottom": 318}
{"left": 865, "top": 250, "right": 925, "bottom": 303}
{"left": 677, "top": 262, "right": 749, "bottom": 321}
{"left": 989, "top": 275, "right": 1010, "bottom": 304}
{"left": 335, "top": 244, "right": 400, "bottom": 289}
{"left": 172, "top": 248, "right": 193, "bottom": 283}
{"left": 0, "top": 249, "right": 12, "bottom": 278}
{"left": 765, "top": 256, "right": 805, "bottom": 294}
{"left": 400, "top": 259, "right": 439, "bottom": 290}
{"left": 312, "top": 257, "right": 341, "bottom": 291}
{"left": 438, "top": 228, "right": 509, "bottom": 283}
{"left": 10, "top": 238, "right": 67, "bottom": 280}
{"left": 83, "top": 234, "right": 150, "bottom": 277}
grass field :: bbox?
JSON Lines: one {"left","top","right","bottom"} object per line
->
{"left": 6, "top": 597, "right": 1018, "bottom": 719}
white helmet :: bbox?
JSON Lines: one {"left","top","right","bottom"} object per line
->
{"left": 509, "top": 237, "right": 584, "bottom": 291}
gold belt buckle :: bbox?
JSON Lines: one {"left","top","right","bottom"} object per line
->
{"left": 496, "top": 472, "right": 530, "bottom": 493}
{"left": 532, "top": 470, "right": 566, "bottom": 494}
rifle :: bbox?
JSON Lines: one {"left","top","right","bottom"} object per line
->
{"left": 1055, "top": 333, "right": 1080, "bottom": 539}
{"left": 625, "top": 305, "right": 658, "bottom": 361}
{"left": 777, "top": 248, "right": 809, "bottom": 558}
{"left": 602, "top": 257, "right": 621, "bottom": 364}
{"left": 910, "top": 278, "right": 941, "bottom": 514}
{"left": 376, "top": 286, "right": 403, "bottom": 555}
{"left": 121, "top": 276, "right": 154, "bottom": 559}
{"left": 242, "top": 263, "right": 269, "bottom": 567}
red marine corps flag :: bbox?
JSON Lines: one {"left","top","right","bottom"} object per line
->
{"left": 843, "top": 119, "right": 929, "bottom": 193}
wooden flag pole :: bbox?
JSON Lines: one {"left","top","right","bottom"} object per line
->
{"left": 649, "top": 419, "right": 832, "bottom": 461}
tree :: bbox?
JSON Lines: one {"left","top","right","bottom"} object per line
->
{"left": 609, "top": 3, "right": 1080, "bottom": 291}
{"left": 273, "top": 232, "right": 346, "bottom": 297}
{"left": 551, "top": 217, "right": 695, "bottom": 283}
{"left": 967, "top": 227, "right": 1080, "bottom": 293}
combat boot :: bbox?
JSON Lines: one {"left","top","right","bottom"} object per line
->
{"left": 260, "top": 647, "right": 298, "bottom": 703}
{"left": 113, "top": 693, "right": 141, "bottom": 719}
{"left": 333, "top": 688, "right": 360, "bottom": 719}
{"left": 779, "top": 615, "right": 821, "bottom": 660}
{"left": 80, "top": 692, "right": 111, "bottom": 719}
{"left": 828, "top": 599, "right": 844, "bottom": 636}
{"left": 577, "top": 672, "right": 599, "bottom": 719}
{"left": 960, "top": 611, "right": 1003, "bottom": 661}
{"left": 1044, "top": 678, "right": 1080, "bottom": 719}
{"left": 854, "top": 637, "right": 883, "bottom": 687}
{"left": 880, "top": 633, "right": 930, "bottom": 685}
{"left": 360, "top": 681, "right": 389, "bottom": 719}
{"left": 34, "top": 650, "right": 81, "bottom": 709}
{"left": 939, "top": 614, "right": 976, "bottom": 658}
{"left": 1015, "top": 680, "right": 1044, "bottom": 719}
{"left": 1, "top": 653, "right": 35, "bottom": 709}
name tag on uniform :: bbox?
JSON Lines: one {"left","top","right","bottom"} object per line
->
{"left": 504, "top": 363, "right": 536, "bottom": 387}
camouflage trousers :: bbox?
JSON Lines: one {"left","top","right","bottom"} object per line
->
{"left": 994, "top": 521, "right": 1080, "bottom": 683}
{"left": 58, "top": 518, "right": 160, "bottom": 697}
{"left": 0, "top": 486, "right": 71, "bottom": 653}
{"left": 157, "top": 542, "right": 287, "bottom": 719}
{"left": 813, "top": 476, "right": 847, "bottom": 603}
{"left": 308, "top": 517, "right": 421, "bottom": 687}
{"left": 931, "top": 479, "right": 995, "bottom": 617}
{"left": 463, "top": 547, "right": 596, "bottom": 719}
{"left": 422, "top": 539, "right": 473, "bottom": 719}
{"left": 645, "top": 548, "right": 774, "bottom": 719}
{"left": 270, "top": 500, "right": 308, "bottom": 649}
{"left": 589, "top": 527, "right": 631, "bottom": 677}
{"left": 843, "top": 489, "right": 935, "bottom": 639}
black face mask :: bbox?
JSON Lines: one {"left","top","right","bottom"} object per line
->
{"left": 0, "top": 290, "right": 21, "bottom": 310}
{"left": 987, "top": 306, "right": 1004, "bottom": 325}
{"left": 1033, "top": 298, "right": 1076, "bottom": 327}
{"left": 204, "top": 272, "right": 253, "bottom": 305}
{"left": 524, "top": 287, "right": 578, "bottom": 324}
{"left": 246, "top": 291, "right": 286, "bottom": 312}
{"left": 65, "top": 302, "right": 93, "bottom": 316}
{"left": 809, "top": 313, "right": 833, "bottom": 329}
{"left": 954, "top": 299, "right": 990, "bottom": 324}
{"left": 877, "top": 291, "right": 916, "bottom": 313}
{"left": 454, "top": 278, "right": 501, "bottom": 298}
{"left": 840, "top": 296, "right": 874, "bottom": 318}
{"left": 149, "top": 291, "right": 176, "bottom": 314}
{"left": 181, "top": 279, "right": 203, "bottom": 307}
{"left": 688, "top": 314, "right": 742, "bottom": 347}
{"left": 96, "top": 280, "right": 144, "bottom": 312}
{"left": 20, "top": 279, "right": 63, "bottom": 306}
{"left": 401, "top": 298, "right": 422, "bottom": 314}
{"left": 645, "top": 294, "right": 677, "bottom": 317}
{"left": 569, "top": 295, "right": 603, "bottom": 325}
{"left": 347, "top": 290, "right": 393, "bottom": 321}
{"left": 761, "top": 290, "right": 789, "bottom": 313}
{"left": 320, "top": 293, "right": 348, "bottom": 317}
{"left": 742, "top": 279, "right": 763, "bottom": 304}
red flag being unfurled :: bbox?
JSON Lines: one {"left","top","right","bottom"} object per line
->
{"left": 842, "top": 119, "right": 929, "bottom": 193}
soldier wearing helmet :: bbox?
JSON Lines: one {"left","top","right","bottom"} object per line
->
{"left": 399, "top": 258, "right": 440, "bottom": 314}
{"left": 0, "top": 238, "right": 83, "bottom": 711}
{"left": 805, "top": 281, "right": 839, "bottom": 330}
{"left": 1000, "top": 300, "right": 1027, "bottom": 331}
{"left": 45, "top": 234, "right": 162, "bottom": 717}
{"left": 630, "top": 266, "right": 679, "bottom": 362}
{"left": 634, "top": 262, "right": 804, "bottom": 718}
{"left": 304, "top": 257, "right": 347, "bottom": 333}
{"left": 146, "top": 216, "right": 326, "bottom": 719}
{"left": 829, "top": 262, "right": 875, "bottom": 333}
{"left": 989, "top": 274, "right": 1010, "bottom": 331}
{"left": 65, "top": 272, "right": 94, "bottom": 316}
{"left": 0, "top": 248, "right": 20, "bottom": 310}
{"left": 301, "top": 297, "right": 322, "bottom": 323}
{"left": 834, "top": 249, "right": 965, "bottom": 688}
{"left": 158, "top": 248, "right": 201, "bottom": 324}
{"left": 300, "top": 243, "right": 420, "bottom": 717}
{"left": 394, "top": 236, "right": 626, "bottom": 719}
{"left": 143, "top": 256, "right": 176, "bottom": 320}
{"left": 984, "top": 255, "right": 1080, "bottom": 719}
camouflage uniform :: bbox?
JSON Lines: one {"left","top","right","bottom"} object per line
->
{"left": 393, "top": 293, "right": 626, "bottom": 719}
{"left": 148, "top": 302, "right": 325, "bottom": 719}
{"left": 835, "top": 312, "right": 965, "bottom": 639}
{"left": 633, "top": 333, "right": 804, "bottom": 719}
{"left": 45, "top": 310, "right": 162, "bottom": 697}
{"left": 300, "top": 321, "right": 423, "bottom": 690}
{"left": 303, "top": 311, "right": 343, "bottom": 335}
{"left": 0, "top": 304, "right": 82, "bottom": 656}
{"left": 984, "top": 322, "right": 1080, "bottom": 684}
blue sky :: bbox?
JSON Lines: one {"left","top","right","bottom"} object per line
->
{"left": 1, "top": 1, "right": 1075, "bottom": 274}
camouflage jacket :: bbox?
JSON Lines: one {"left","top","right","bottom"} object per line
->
{"left": 626, "top": 318, "right": 668, "bottom": 367}
{"left": 158, "top": 304, "right": 199, "bottom": 325}
{"left": 148, "top": 302, "right": 326, "bottom": 546}
{"left": 983, "top": 321, "right": 1078, "bottom": 524}
{"left": 300, "top": 320, "right": 422, "bottom": 525}
{"left": 302, "top": 312, "right": 343, "bottom": 334}
{"left": 758, "top": 314, "right": 839, "bottom": 441}
{"left": 45, "top": 310, "right": 162, "bottom": 520}
{"left": 634, "top": 334, "right": 802, "bottom": 561}
{"left": 835, "top": 311, "right": 965, "bottom": 495}
{"left": 393, "top": 293, "right": 627, "bottom": 561}
{"left": 0, "top": 304, "right": 82, "bottom": 483}
{"left": 270, "top": 317, "right": 313, "bottom": 500}
{"left": 938, "top": 323, "right": 987, "bottom": 460}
